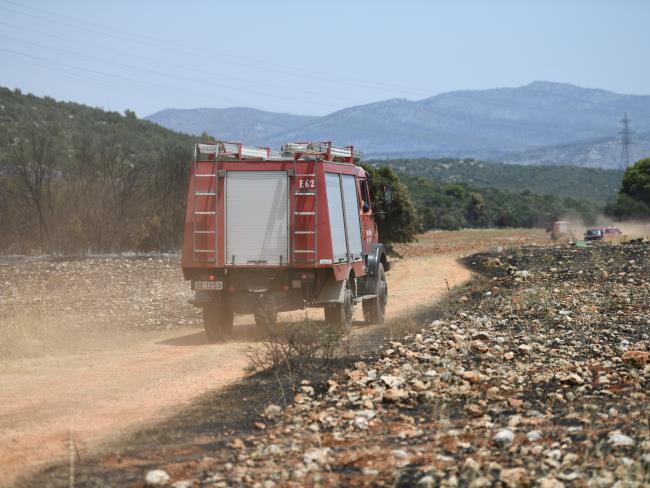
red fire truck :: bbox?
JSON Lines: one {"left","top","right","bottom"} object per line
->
{"left": 181, "top": 141, "right": 390, "bottom": 341}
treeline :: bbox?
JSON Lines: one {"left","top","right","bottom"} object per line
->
{"left": 0, "top": 87, "right": 609, "bottom": 254}
{"left": 400, "top": 174, "right": 599, "bottom": 231}
{"left": 0, "top": 87, "right": 197, "bottom": 254}
{"left": 369, "top": 157, "right": 624, "bottom": 202}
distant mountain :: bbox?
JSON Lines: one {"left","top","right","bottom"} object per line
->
{"left": 146, "top": 107, "right": 317, "bottom": 146}
{"left": 146, "top": 82, "right": 650, "bottom": 169}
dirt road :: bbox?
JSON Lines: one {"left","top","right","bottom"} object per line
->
{"left": 0, "top": 254, "right": 471, "bottom": 486}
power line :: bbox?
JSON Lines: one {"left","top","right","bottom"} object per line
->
{"left": 0, "top": 21, "right": 368, "bottom": 107}
{"left": 0, "top": 33, "right": 350, "bottom": 110}
{"left": 0, "top": 47, "right": 247, "bottom": 107}
{"left": 619, "top": 112, "right": 634, "bottom": 169}
{"left": 0, "top": 0, "right": 432, "bottom": 98}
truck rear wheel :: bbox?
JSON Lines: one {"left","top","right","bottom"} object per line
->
{"left": 254, "top": 310, "right": 278, "bottom": 332}
{"left": 363, "top": 263, "right": 387, "bottom": 325}
{"left": 202, "top": 304, "right": 234, "bottom": 342}
{"left": 324, "top": 280, "right": 354, "bottom": 332}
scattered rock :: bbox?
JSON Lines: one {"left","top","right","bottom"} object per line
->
{"left": 303, "top": 447, "right": 331, "bottom": 465}
{"left": 494, "top": 429, "right": 515, "bottom": 445}
{"left": 526, "top": 430, "right": 541, "bottom": 442}
{"left": 622, "top": 350, "right": 650, "bottom": 367}
{"left": 608, "top": 433, "right": 635, "bottom": 447}
{"left": 500, "top": 467, "right": 530, "bottom": 487}
{"left": 417, "top": 474, "right": 435, "bottom": 487}
{"left": 263, "top": 404, "right": 282, "bottom": 420}
{"left": 145, "top": 469, "right": 170, "bottom": 486}
{"left": 461, "top": 370, "right": 482, "bottom": 383}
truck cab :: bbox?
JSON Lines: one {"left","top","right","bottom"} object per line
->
{"left": 181, "top": 141, "right": 389, "bottom": 341}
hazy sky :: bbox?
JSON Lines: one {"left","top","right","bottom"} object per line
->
{"left": 1, "top": 0, "right": 648, "bottom": 117}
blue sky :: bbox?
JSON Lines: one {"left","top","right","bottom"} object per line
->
{"left": 1, "top": 0, "right": 648, "bottom": 117}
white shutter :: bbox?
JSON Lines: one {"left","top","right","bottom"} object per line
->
{"left": 325, "top": 173, "right": 348, "bottom": 263}
{"left": 341, "top": 175, "right": 363, "bottom": 260}
{"left": 226, "top": 172, "right": 288, "bottom": 265}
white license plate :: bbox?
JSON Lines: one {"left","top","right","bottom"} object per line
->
{"left": 195, "top": 281, "right": 223, "bottom": 291}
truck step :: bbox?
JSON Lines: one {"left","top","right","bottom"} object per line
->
{"left": 294, "top": 231, "right": 315, "bottom": 234}
{"left": 294, "top": 211, "right": 316, "bottom": 216}
{"left": 354, "top": 294, "right": 377, "bottom": 304}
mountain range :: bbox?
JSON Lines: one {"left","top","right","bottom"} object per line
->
{"left": 146, "top": 81, "right": 650, "bottom": 169}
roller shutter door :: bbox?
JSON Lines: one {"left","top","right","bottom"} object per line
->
{"left": 226, "top": 171, "right": 288, "bottom": 265}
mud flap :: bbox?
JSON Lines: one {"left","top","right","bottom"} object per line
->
{"left": 315, "top": 272, "right": 346, "bottom": 304}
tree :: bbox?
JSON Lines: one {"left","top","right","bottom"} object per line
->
{"left": 8, "top": 128, "right": 59, "bottom": 250}
{"left": 467, "top": 192, "right": 488, "bottom": 227}
{"left": 361, "top": 164, "right": 419, "bottom": 245}
{"left": 606, "top": 158, "right": 650, "bottom": 220}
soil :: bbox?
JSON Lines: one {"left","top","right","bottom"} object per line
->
{"left": 0, "top": 230, "right": 543, "bottom": 486}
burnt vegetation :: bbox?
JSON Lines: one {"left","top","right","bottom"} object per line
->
{"left": 146, "top": 242, "right": 648, "bottom": 486}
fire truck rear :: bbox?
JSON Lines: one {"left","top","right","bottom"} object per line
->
{"left": 181, "top": 141, "right": 389, "bottom": 341}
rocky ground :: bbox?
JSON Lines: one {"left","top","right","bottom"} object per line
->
{"left": 147, "top": 241, "right": 649, "bottom": 487}
{"left": 0, "top": 255, "right": 197, "bottom": 359}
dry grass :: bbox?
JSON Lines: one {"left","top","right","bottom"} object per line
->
{"left": 245, "top": 320, "right": 360, "bottom": 400}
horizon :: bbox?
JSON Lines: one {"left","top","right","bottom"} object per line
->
{"left": 1, "top": 0, "right": 649, "bottom": 117}
{"left": 4, "top": 79, "right": 649, "bottom": 119}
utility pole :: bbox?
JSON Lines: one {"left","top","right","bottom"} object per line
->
{"left": 619, "top": 113, "right": 634, "bottom": 169}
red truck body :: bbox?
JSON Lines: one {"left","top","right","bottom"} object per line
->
{"left": 181, "top": 142, "right": 388, "bottom": 339}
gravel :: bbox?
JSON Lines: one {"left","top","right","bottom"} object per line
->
{"left": 99, "top": 241, "right": 649, "bottom": 486}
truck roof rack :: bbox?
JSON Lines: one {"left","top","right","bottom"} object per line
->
{"left": 195, "top": 141, "right": 363, "bottom": 163}
{"left": 281, "top": 142, "right": 363, "bottom": 162}
{"left": 195, "top": 142, "right": 283, "bottom": 161}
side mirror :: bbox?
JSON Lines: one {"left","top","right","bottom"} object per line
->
{"left": 383, "top": 184, "right": 393, "bottom": 206}
{"left": 363, "top": 201, "right": 370, "bottom": 213}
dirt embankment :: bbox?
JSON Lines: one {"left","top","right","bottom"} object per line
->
{"left": 1, "top": 229, "right": 547, "bottom": 486}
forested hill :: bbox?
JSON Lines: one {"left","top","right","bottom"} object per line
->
{"left": 370, "top": 158, "right": 624, "bottom": 202}
{"left": 0, "top": 86, "right": 197, "bottom": 254}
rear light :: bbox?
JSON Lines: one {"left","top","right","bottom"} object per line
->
{"left": 208, "top": 274, "right": 216, "bottom": 281}
{"left": 283, "top": 285, "right": 289, "bottom": 291}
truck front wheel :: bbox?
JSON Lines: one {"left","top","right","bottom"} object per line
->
{"left": 324, "top": 280, "right": 354, "bottom": 332}
{"left": 202, "top": 304, "right": 234, "bottom": 342}
{"left": 363, "top": 263, "right": 387, "bottom": 325}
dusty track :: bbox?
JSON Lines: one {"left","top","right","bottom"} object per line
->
{"left": 0, "top": 255, "right": 468, "bottom": 486}
{"left": 0, "top": 229, "right": 545, "bottom": 486}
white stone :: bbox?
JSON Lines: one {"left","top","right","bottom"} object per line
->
{"left": 494, "top": 429, "right": 515, "bottom": 444}
{"left": 526, "top": 430, "right": 542, "bottom": 442}
{"left": 145, "top": 469, "right": 171, "bottom": 486}
{"left": 608, "top": 433, "right": 634, "bottom": 447}
{"left": 303, "top": 447, "right": 331, "bottom": 465}
{"left": 380, "top": 374, "right": 405, "bottom": 388}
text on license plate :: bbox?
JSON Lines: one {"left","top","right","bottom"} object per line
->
{"left": 195, "top": 281, "right": 223, "bottom": 291}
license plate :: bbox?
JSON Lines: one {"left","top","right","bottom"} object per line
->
{"left": 194, "top": 281, "right": 223, "bottom": 291}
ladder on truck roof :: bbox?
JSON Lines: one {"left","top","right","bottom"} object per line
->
{"left": 292, "top": 157, "right": 318, "bottom": 264}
